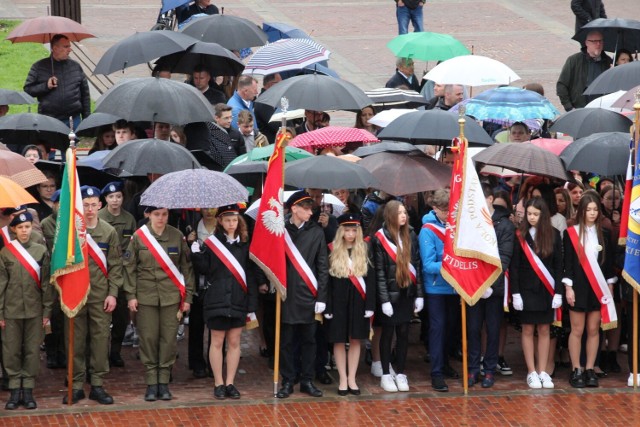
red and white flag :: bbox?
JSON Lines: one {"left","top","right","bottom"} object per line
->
{"left": 441, "top": 135, "right": 502, "bottom": 305}
{"left": 249, "top": 131, "right": 288, "bottom": 298}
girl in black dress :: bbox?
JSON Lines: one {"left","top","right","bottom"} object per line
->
{"left": 191, "top": 205, "right": 258, "bottom": 400}
{"left": 510, "top": 197, "right": 563, "bottom": 389}
{"left": 325, "top": 214, "right": 375, "bottom": 395}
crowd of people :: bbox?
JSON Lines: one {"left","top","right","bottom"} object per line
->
{"left": 0, "top": 0, "right": 637, "bottom": 413}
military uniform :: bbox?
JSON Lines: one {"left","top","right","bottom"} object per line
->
{"left": 0, "top": 235, "right": 52, "bottom": 395}
{"left": 123, "top": 224, "right": 194, "bottom": 389}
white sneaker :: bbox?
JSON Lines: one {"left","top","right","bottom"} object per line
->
{"left": 538, "top": 371, "right": 554, "bottom": 389}
{"left": 380, "top": 374, "right": 398, "bottom": 392}
{"left": 628, "top": 373, "right": 640, "bottom": 387}
{"left": 371, "top": 361, "right": 383, "bottom": 377}
{"left": 527, "top": 371, "right": 542, "bottom": 389}
{"left": 389, "top": 365, "right": 396, "bottom": 379}
{"left": 395, "top": 373, "right": 409, "bottom": 392}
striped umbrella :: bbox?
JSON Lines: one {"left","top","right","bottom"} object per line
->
{"left": 365, "top": 88, "right": 427, "bottom": 108}
{"left": 245, "top": 38, "right": 330, "bottom": 75}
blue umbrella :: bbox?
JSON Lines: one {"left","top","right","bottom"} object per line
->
{"left": 262, "top": 22, "right": 310, "bottom": 43}
{"left": 463, "top": 86, "right": 559, "bottom": 122}
{"left": 160, "top": 0, "right": 190, "bottom": 14}
{"left": 77, "top": 150, "right": 111, "bottom": 170}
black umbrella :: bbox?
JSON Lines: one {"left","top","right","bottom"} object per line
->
{"left": 256, "top": 74, "right": 372, "bottom": 112}
{"left": 95, "top": 77, "right": 214, "bottom": 125}
{"left": 0, "top": 113, "right": 71, "bottom": 149}
{"left": 181, "top": 15, "right": 268, "bottom": 50}
{"left": 377, "top": 110, "right": 494, "bottom": 146}
{"left": 225, "top": 160, "right": 267, "bottom": 188}
{"left": 93, "top": 30, "right": 198, "bottom": 75}
{"left": 559, "top": 132, "right": 630, "bottom": 176}
{"left": 584, "top": 61, "right": 640, "bottom": 96}
{"left": 75, "top": 112, "right": 121, "bottom": 137}
{"left": 102, "top": 138, "right": 201, "bottom": 176}
{"left": 351, "top": 141, "right": 422, "bottom": 157}
{"left": 549, "top": 108, "right": 632, "bottom": 139}
{"left": 284, "top": 155, "right": 379, "bottom": 189}
{"left": 0, "top": 89, "right": 36, "bottom": 105}
{"left": 154, "top": 41, "right": 245, "bottom": 76}
{"left": 573, "top": 18, "right": 640, "bottom": 53}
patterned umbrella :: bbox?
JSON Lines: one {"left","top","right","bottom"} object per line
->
{"left": 245, "top": 38, "right": 330, "bottom": 75}
{"left": 0, "top": 150, "right": 48, "bottom": 188}
{"left": 289, "top": 126, "right": 379, "bottom": 150}
{"left": 365, "top": 88, "right": 427, "bottom": 109}
{"left": 463, "top": 86, "right": 560, "bottom": 122}
{"left": 141, "top": 169, "right": 248, "bottom": 209}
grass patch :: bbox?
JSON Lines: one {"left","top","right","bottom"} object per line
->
{"left": 0, "top": 20, "right": 49, "bottom": 114}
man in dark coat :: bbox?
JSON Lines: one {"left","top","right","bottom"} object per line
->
{"left": 385, "top": 57, "right": 421, "bottom": 93}
{"left": 179, "top": 0, "right": 218, "bottom": 24}
{"left": 277, "top": 191, "right": 328, "bottom": 399}
{"left": 205, "top": 103, "right": 245, "bottom": 171}
{"left": 571, "top": 0, "right": 606, "bottom": 33}
{"left": 192, "top": 65, "right": 226, "bottom": 106}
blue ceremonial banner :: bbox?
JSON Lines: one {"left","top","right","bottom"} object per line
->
{"left": 623, "top": 144, "right": 640, "bottom": 292}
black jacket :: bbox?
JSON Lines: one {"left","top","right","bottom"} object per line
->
{"left": 282, "top": 219, "right": 328, "bottom": 324}
{"left": 571, "top": 0, "right": 606, "bottom": 33}
{"left": 385, "top": 71, "right": 421, "bottom": 93}
{"left": 490, "top": 205, "right": 515, "bottom": 296}
{"left": 24, "top": 56, "right": 90, "bottom": 120}
{"left": 179, "top": 3, "right": 219, "bottom": 24}
{"left": 192, "top": 232, "right": 258, "bottom": 321}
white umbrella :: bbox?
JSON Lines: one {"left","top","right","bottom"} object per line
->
{"left": 423, "top": 55, "right": 520, "bottom": 86}
{"left": 368, "top": 108, "right": 415, "bottom": 128}
{"left": 585, "top": 90, "right": 629, "bottom": 111}
{"left": 245, "top": 191, "right": 344, "bottom": 220}
{"left": 269, "top": 108, "right": 305, "bottom": 123}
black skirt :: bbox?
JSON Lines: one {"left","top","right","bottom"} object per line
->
{"left": 207, "top": 316, "right": 245, "bottom": 331}
{"left": 518, "top": 309, "right": 554, "bottom": 325}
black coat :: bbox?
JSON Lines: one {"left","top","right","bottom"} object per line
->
{"left": 192, "top": 233, "right": 258, "bottom": 321}
{"left": 385, "top": 71, "right": 421, "bottom": 93}
{"left": 489, "top": 205, "right": 515, "bottom": 296}
{"left": 325, "top": 246, "right": 376, "bottom": 342}
{"left": 563, "top": 226, "right": 614, "bottom": 312}
{"left": 372, "top": 225, "right": 423, "bottom": 324}
{"left": 571, "top": 0, "right": 606, "bottom": 33}
{"left": 510, "top": 229, "right": 563, "bottom": 312}
{"left": 282, "top": 219, "right": 328, "bottom": 324}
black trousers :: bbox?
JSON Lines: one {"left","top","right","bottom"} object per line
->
{"left": 188, "top": 292, "right": 207, "bottom": 371}
{"left": 110, "top": 289, "right": 128, "bottom": 355}
{"left": 280, "top": 322, "right": 316, "bottom": 383}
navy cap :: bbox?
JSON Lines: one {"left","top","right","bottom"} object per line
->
{"left": 80, "top": 186, "right": 101, "bottom": 199}
{"left": 9, "top": 211, "right": 33, "bottom": 227}
{"left": 144, "top": 206, "right": 164, "bottom": 214}
{"left": 286, "top": 190, "right": 313, "bottom": 209}
{"left": 2, "top": 205, "right": 27, "bottom": 216}
{"left": 101, "top": 181, "right": 124, "bottom": 197}
{"left": 337, "top": 213, "right": 361, "bottom": 227}
{"left": 51, "top": 189, "right": 61, "bottom": 203}
{"left": 216, "top": 204, "right": 240, "bottom": 217}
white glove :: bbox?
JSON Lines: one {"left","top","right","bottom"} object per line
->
{"left": 315, "top": 302, "right": 326, "bottom": 314}
{"left": 324, "top": 313, "right": 333, "bottom": 319}
{"left": 364, "top": 310, "right": 374, "bottom": 318}
{"left": 414, "top": 297, "right": 424, "bottom": 313}
{"left": 190, "top": 241, "right": 201, "bottom": 253}
{"left": 552, "top": 294, "right": 563, "bottom": 309}
{"left": 481, "top": 287, "right": 493, "bottom": 299}
{"left": 512, "top": 293, "right": 523, "bottom": 311}
{"left": 382, "top": 302, "right": 394, "bottom": 317}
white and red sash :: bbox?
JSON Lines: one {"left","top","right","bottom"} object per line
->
{"left": 566, "top": 226, "right": 617, "bottom": 330}
{"left": 284, "top": 229, "right": 318, "bottom": 297}
{"left": 136, "top": 225, "right": 186, "bottom": 304}
{"left": 0, "top": 226, "right": 10, "bottom": 246}
{"left": 5, "top": 240, "right": 41, "bottom": 288}
{"left": 504, "top": 270, "right": 510, "bottom": 313}
{"left": 328, "top": 242, "right": 366, "bottom": 300}
{"left": 375, "top": 229, "right": 417, "bottom": 284}
{"left": 204, "top": 235, "right": 247, "bottom": 293}
{"left": 422, "top": 223, "right": 445, "bottom": 243}
{"left": 86, "top": 233, "right": 108, "bottom": 278}
{"left": 517, "top": 231, "right": 561, "bottom": 326}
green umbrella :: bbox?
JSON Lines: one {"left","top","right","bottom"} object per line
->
{"left": 224, "top": 145, "right": 313, "bottom": 171}
{"left": 387, "top": 32, "right": 470, "bottom": 61}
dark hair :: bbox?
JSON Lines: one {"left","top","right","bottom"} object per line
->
{"left": 493, "top": 190, "right": 513, "bottom": 212}
{"left": 576, "top": 191, "right": 605, "bottom": 264}
{"left": 523, "top": 83, "right": 544, "bottom": 96}
{"left": 519, "top": 197, "right": 554, "bottom": 258}
{"left": 112, "top": 119, "right": 135, "bottom": 132}
{"left": 90, "top": 125, "right": 116, "bottom": 153}
{"left": 192, "top": 64, "right": 211, "bottom": 75}
{"left": 51, "top": 34, "right": 69, "bottom": 46}
{"left": 215, "top": 214, "right": 249, "bottom": 242}
{"left": 214, "top": 103, "right": 232, "bottom": 117}
{"left": 615, "top": 49, "right": 634, "bottom": 65}
{"left": 263, "top": 73, "right": 280, "bottom": 86}
{"left": 21, "top": 144, "right": 41, "bottom": 158}
{"left": 355, "top": 106, "right": 376, "bottom": 129}
{"left": 481, "top": 183, "right": 494, "bottom": 199}
{"left": 533, "top": 183, "right": 558, "bottom": 216}
{"left": 382, "top": 200, "right": 412, "bottom": 288}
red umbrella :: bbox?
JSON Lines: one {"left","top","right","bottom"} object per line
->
{"left": 529, "top": 138, "right": 571, "bottom": 155}
{"left": 289, "top": 126, "right": 378, "bottom": 150}
{"left": 6, "top": 16, "right": 95, "bottom": 43}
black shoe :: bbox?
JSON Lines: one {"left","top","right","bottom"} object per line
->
{"left": 0, "top": 377, "right": 8, "bottom": 391}
{"left": 89, "top": 386, "right": 114, "bottom": 405}
{"left": 23, "top": 389, "right": 38, "bottom": 410}
{"left": 598, "top": 351, "right": 609, "bottom": 373}
{"left": 467, "top": 372, "right": 479, "bottom": 387}
{"left": 214, "top": 385, "right": 226, "bottom": 400}
{"left": 443, "top": 364, "right": 460, "bottom": 379}
{"left": 300, "top": 381, "right": 323, "bottom": 397}
{"left": 157, "top": 384, "right": 172, "bottom": 400}
{"left": 293, "top": 374, "right": 300, "bottom": 385}
{"left": 193, "top": 368, "right": 207, "bottom": 379}
{"left": 276, "top": 381, "right": 294, "bottom": 399}
{"left": 259, "top": 347, "right": 269, "bottom": 358}
{"left": 365, "top": 348, "right": 372, "bottom": 366}
{"left": 348, "top": 386, "right": 360, "bottom": 396}
{"left": 337, "top": 388, "right": 348, "bottom": 396}
{"left": 109, "top": 353, "right": 125, "bottom": 368}
{"left": 144, "top": 385, "right": 158, "bottom": 402}
{"left": 225, "top": 384, "right": 240, "bottom": 399}
{"left": 315, "top": 371, "right": 332, "bottom": 385}
{"left": 5, "top": 389, "right": 20, "bottom": 410}
{"left": 608, "top": 351, "right": 621, "bottom": 373}
{"left": 62, "top": 389, "right": 86, "bottom": 404}
{"left": 585, "top": 369, "right": 599, "bottom": 387}
{"left": 432, "top": 377, "right": 449, "bottom": 392}
{"left": 569, "top": 368, "right": 585, "bottom": 388}
{"left": 47, "top": 354, "right": 58, "bottom": 369}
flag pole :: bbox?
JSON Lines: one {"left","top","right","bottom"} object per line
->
{"left": 461, "top": 300, "right": 468, "bottom": 395}
{"left": 66, "top": 118, "right": 76, "bottom": 405}
{"left": 633, "top": 93, "right": 640, "bottom": 389}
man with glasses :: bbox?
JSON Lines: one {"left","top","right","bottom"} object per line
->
{"left": 556, "top": 30, "right": 611, "bottom": 111}
{"left": 385, "top": 57, "right": 422, "bottom": 93}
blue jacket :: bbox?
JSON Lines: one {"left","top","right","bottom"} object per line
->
{"left": 227, "top": 91, "right": 257, "bottom": 130}
{"left": 418, "top": 211, "right": 456, "bottom": 295}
